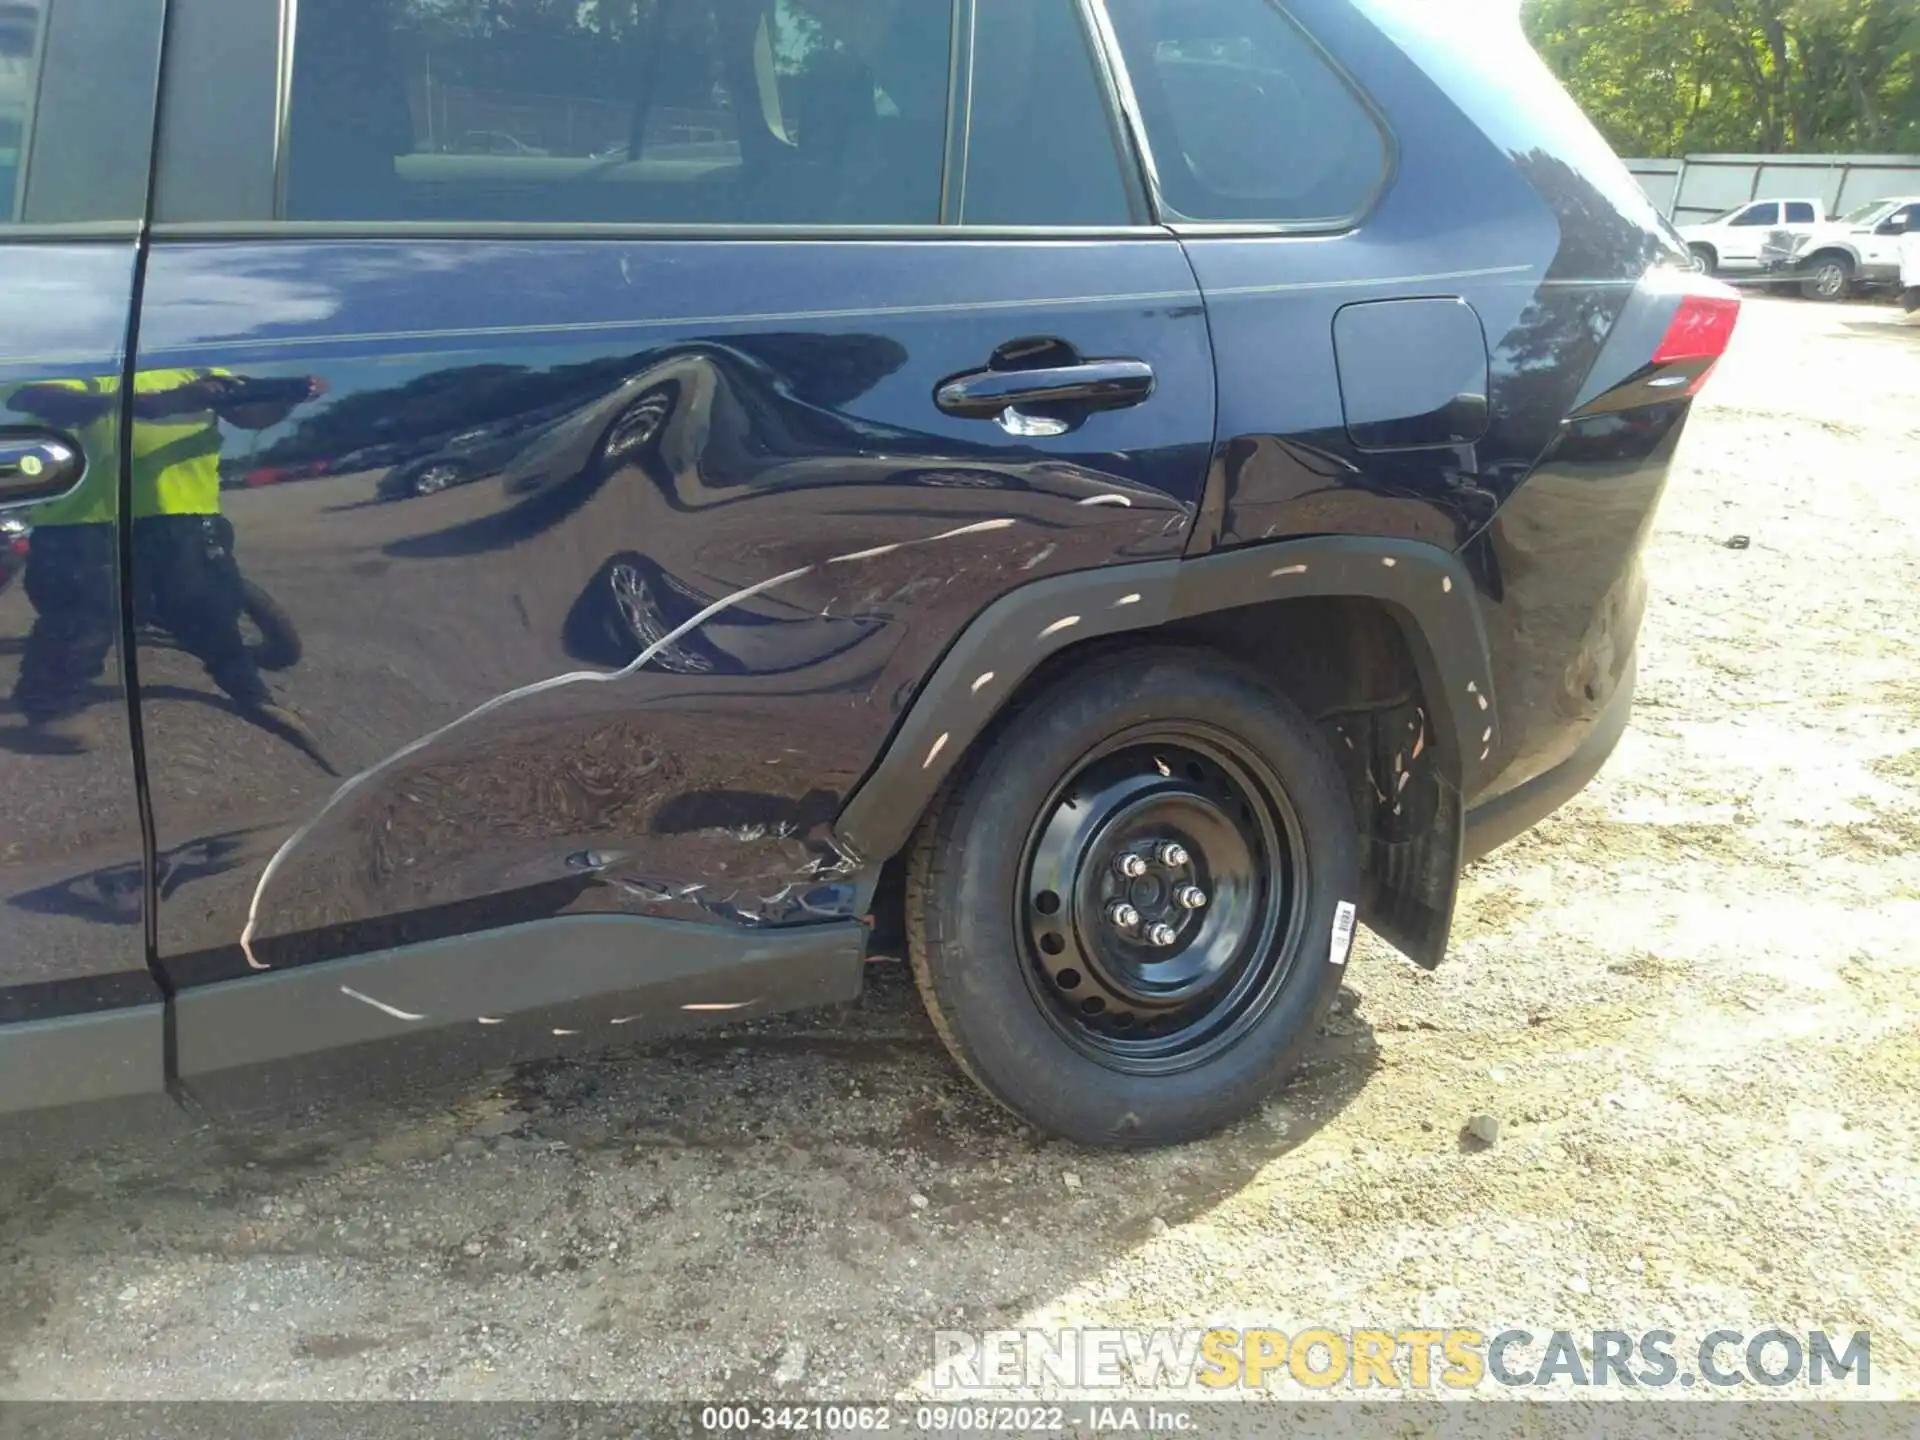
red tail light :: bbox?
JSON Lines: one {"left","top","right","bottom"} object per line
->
{"left": 1652, "top": 290, "right": 1741, "bottom": 393}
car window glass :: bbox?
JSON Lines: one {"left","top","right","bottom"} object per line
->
{"left": 0, "top": 0, "right": 46, "bottom": 221}
{"left": 1732, "top": 203, "right": 1778, "bottom": 226}
{"left": 962, "top": 0, "right": 1132, "bottom": 226}
{"left": 1785, "top": 201, "right": 1815, "bottom": 224}
{"left": 1103, "top": 0, "right": 1386, "bottom": 224}
{"left": 285, "top": 0, "right": 953, "bottom": 225}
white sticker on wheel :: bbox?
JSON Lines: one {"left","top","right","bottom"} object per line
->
{"left": 1329, "top": 901, "right": 1358, "bottom": 967}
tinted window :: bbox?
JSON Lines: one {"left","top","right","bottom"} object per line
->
{"left": 1104, "top": 0, "right": 1386, "bottom": 224}
{"left": 1785, "top": 201, "right": 1816, "bottom": 224}
{"left": 1731, "top": 203, "right": 1778, "bottom": 227}
{"left": 962, "top": 0, "right": 1132, "bottom": 226}
{"left": 1887, "top": 205, "right": 1915, "bottom": 231}
{"left": 0, "top": 0, "right": 45, "bottom": 220}
{"left": 286, "top": 0, "right": 953, "bottom": 225}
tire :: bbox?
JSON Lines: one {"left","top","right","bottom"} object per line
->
{"left": 905, "top": 647, "right": 1361, "bottom": 1148}
{"left": 239, "top": 579, "right": 302, "bottom": 671}
{"left": 1901, "top": 287, "right": 1920, "bottom": 315}
{"left": 1687, "top": 244, "right": 1717, "bottom": 276}
{"left": 1801, "top": 253, "right": 1854, "bottom": 301}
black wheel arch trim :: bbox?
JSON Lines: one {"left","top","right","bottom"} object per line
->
{"left": 834, "top": 536, "right": 1498, "bottom": 871}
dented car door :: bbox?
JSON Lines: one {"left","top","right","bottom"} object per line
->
{"left": 129, "top": 0, "right": 1215, "bottom": 1068}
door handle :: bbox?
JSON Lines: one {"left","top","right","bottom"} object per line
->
{"left": 0, "top": 432, "right": 84, "bottom": 506}
{"left": 935, "top": 359, "right": 1156, "bottom": 425}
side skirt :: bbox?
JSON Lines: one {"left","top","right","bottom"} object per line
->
{"left": 174, "top": 914, "right": 868, "bottom": 1076}
{"left": 1, "top": 916, "right": 867, "bottom": 1120}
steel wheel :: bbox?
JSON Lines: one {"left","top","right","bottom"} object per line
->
{"left": 906, "top": 647, "right": 1360, "bottom": 1146}
{"left": 1017, "top": 726, "right": 1307, "bottom": 1075}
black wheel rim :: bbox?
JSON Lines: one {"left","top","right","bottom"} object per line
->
{"left": 1017, "top": 724, "right": 1308, "bottom": 1075}
{"left": 603, "top": 388, "right": 673, "bottom": 464}
{"left": 607, "top": 560, "right": 714, "bottom": 673}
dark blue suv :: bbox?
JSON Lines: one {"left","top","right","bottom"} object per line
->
{"left": 0, "top": 0, "right": 1736, "bottom": 1146}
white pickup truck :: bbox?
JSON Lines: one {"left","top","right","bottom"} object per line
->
{"left": 1902, "top": 223, "right": 1920, "bottom": 314}
{"left": 1770, "top": 197, "right": 1920, "bottom": 301}
{"left": 1680, "top": 198, "right": 1825, "bottom": 276}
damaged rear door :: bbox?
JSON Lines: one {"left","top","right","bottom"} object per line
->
{"left": 132, "top": 0, "right": 1214, "bottom": 1072}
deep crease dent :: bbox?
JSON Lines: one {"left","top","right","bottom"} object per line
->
{"left": 238, "top": 517, "right": 1020, "bottom": 968}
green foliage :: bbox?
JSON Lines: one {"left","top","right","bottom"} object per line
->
{"left": 1522, "top": 0, "right": 1920, "bottom": 156}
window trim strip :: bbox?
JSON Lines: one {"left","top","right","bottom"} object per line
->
{"left": 148, "top": 220, "right": 1172, "bottom": 243}
{"left": 938, "top": 0, "right": 976, "bottom": 225}
{"left": 270, "top": 0, "right": 298, "bottom": 220}
{"left": 1077, "top": 0, "right": 1163, "bottom": 228}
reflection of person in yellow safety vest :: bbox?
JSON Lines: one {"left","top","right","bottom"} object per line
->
{"left": 7, "top": 368, "right": 326, "bottom": 749}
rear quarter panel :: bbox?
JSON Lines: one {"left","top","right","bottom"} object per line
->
{"left": 1190, "top": 0, "right": 1684, "bottom": 810}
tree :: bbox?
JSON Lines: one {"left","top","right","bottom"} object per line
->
{"left": 1522, "top": 0, "right": 1920, "bottom": 155}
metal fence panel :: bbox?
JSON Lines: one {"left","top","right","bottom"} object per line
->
{"left": 1624, "top": 154, "right": 1920, "bottom": 222}
{"left": 1835, "top": 166, "right": 1920, "bottom": 213}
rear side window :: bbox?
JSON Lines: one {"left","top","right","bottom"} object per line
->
{"left": 1732, "top": 203, "right": 1778, "bottom": 227}
{"left": 961, "top": 0, "right": 1133, "bottom": 226}
{"left": 0, "top": 0, "right": 46, "bottom": 220}
{"left": 1104, "top": 0, "right": 1387, "bottom": 225}
{"left": 1785, "top": 201, "right": 1816, "bottom": 224}
{"left": 285, "top": 0, "right": 954, "bottom": 225}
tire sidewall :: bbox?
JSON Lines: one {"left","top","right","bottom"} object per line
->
{"left": 239, "top": 582, "right": 302, "bottom": 670}
{"left": 919, "top": 650, "right": 1361, "bottom": 1146}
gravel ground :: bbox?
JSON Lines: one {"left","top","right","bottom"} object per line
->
{"left": 2, "top": 295, "right": 1918, "bottom": 1411}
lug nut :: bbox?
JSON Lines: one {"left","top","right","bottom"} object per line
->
{"left": 1146, "top": 922, "right": 1180, "bottom": 947}
{"left": 1156, "top": 841, "right": 1190, "bottom": 868}
{"left": 1106, "top": 901, "right": 1141, "bottom": 929}
{"left": 1174, "top": 884, "right": 1208, "bottom": 910}
{"left": 1114, "top": 852, "right": 1148, "bottom": 879}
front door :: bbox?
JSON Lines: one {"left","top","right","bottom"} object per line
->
{"left": 132, "top": 0, "right": 1215, "bottom": 1042}
{"left": 1720, "top": 201, "right": 1780, "bottom": 266}
{"left": 0, "top": 0, "right": 169, "bottom": 1112}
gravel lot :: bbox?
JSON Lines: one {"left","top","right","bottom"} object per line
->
{"left": 3, "top": 295, "right": 1918, "bottom": 1409}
